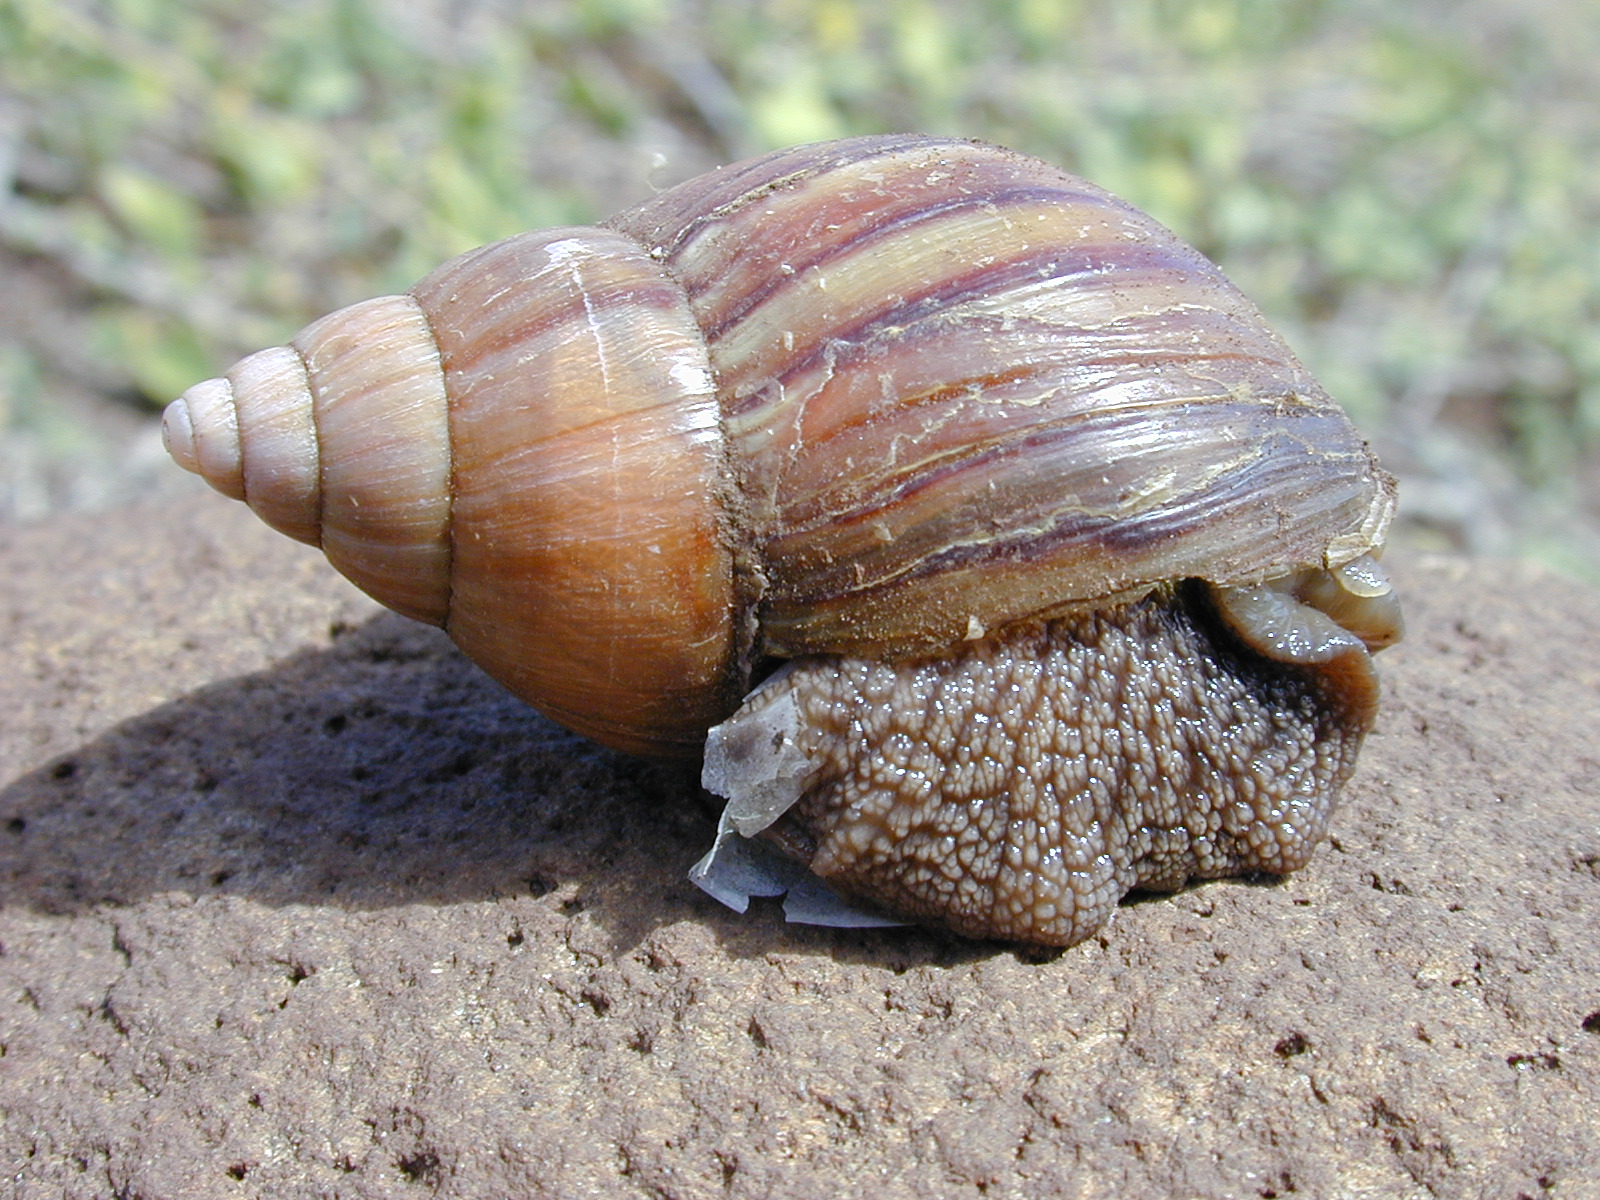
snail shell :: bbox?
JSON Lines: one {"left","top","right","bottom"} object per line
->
{"left": 165, "top": 134, "right": 1402, "bottom": 945}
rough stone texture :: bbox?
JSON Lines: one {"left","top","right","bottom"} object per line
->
{"left": 1, "top": 501, "right": 1596, "bottom": 1200}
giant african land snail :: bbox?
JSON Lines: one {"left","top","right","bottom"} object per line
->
{"left": 164, "top": 134, "right": 1402, "bottom": 946}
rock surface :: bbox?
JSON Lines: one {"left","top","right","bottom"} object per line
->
{"left": 1, "top": 501, "right": 1596, "bottom": 1200}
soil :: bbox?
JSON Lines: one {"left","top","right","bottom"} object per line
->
{"left": 1, "top": 501, "right": 1596, "bottom": 1199}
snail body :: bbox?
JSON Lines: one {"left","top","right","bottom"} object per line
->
{"left": 166, "top": 135, "right": 1401, "bottom": 945}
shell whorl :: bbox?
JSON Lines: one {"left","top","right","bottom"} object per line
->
{"left": 165, "top": 228, "right": 736, "bottom": 757}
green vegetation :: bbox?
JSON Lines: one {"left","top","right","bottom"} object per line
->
{"left": 1, "top": 0, "right": 1596, "bottom": 568}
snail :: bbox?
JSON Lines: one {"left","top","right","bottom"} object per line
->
{"left": 163, "top": 134, "right": 1402, "bottom": 946}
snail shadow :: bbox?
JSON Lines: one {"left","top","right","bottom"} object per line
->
{"left": 0, "top": 611, "right": 1007, "bottom": 967}
{"left": 0, "top": 613, "right": 702, "bottom": 942}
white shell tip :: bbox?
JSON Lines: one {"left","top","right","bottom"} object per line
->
{"left": 167, "top": 377, "right": 247, "bottom": 500}
{"left": 160, "top": 394, "right": 199, "bottom": 474}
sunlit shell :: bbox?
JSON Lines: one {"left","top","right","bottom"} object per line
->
{"left": 165, "top": 134, "right": 1396, "bottom": 759}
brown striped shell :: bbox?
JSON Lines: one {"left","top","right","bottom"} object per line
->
{"left": 164, "top": 134, "right": 1397, "bottom": 761}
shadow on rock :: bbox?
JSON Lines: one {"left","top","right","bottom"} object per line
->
{"left": 0, "top": 605, "right": 1160, "bottom": 968}
{"left": 0, "top": 611, "right": 714, "bottom": 937}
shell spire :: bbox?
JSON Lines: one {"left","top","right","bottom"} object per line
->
{"left": 165, "top": 230, "right": 738, "bottom": 758}
{"left": 164, "top": 296, "right": 451, "bottom": 623}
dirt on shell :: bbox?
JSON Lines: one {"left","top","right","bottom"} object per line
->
{"left": 1, "top": 501, "right": 1596, "bottom": 1199}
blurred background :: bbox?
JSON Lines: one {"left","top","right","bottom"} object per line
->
{"left": 1, "top": 0, "right": 1596, "bottom": 576}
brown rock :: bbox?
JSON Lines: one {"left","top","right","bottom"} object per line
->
{"left": 1, "top": 502, "right": 1596, "bottom": 1199}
